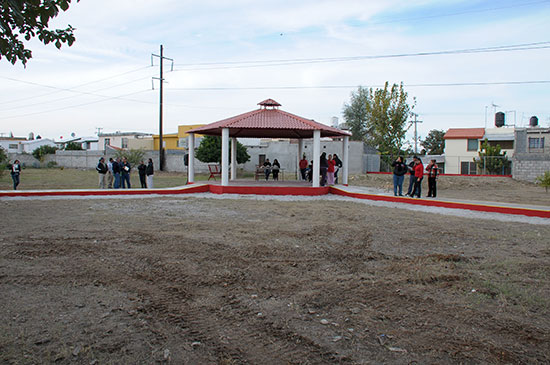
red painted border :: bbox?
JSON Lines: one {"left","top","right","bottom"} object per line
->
{"left": 366, "top": 171, "right": 513, "bottom": 178}
{"left": 330, "top": 187, "right": 550, "bottom": 219}
{"left": 208, "top": 185, "right": 329, "bottom": 196}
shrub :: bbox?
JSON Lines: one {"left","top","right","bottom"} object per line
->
{"left": 0, "top": 147, "right": 7, "bottom": 177}
{"left": 115, "top": 149, "right": 145, "bottom": 167}
{"left": 46, "top": 161, "right": 58, "bottom": 168}
{"left": 32, "top": 145, "right": 57, "bottom": 162}
{"left": 535, "top": 171, "right": 550, "bottom": 193}
{"left": 64, "top": 141, "right": 83, "bottom": 150}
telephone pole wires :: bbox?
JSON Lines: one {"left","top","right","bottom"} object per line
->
{"left": 152, "top": 45, "right": 173, "bottom": 171}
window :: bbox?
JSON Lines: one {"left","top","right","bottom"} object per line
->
{"left": 121, "top": 138, "right": 128, "bottom": 149}
{"left": 467, "top": 139, "right": 478, "bottom": 151}
{"left": 259, "top": 154, "right": 266, "bottom": 165}
{"left": 104, "top": 138, "right": 110, "bottom": 149}
{"left": 460, "top": 161, "right": 477, "bottom": 175}
{"left": 528, "top": 137, "right": 544, "bottom": 151}
{"left": 8, "top": 144, "right": 18, "bottom": 149}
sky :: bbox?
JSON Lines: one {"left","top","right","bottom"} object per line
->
{"left": 1, "top": 0, "right": 549, "bottom": 146}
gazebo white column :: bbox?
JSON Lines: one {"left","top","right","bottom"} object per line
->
{"left": 221, "top": 128, "right": 229, "bottom": 186}
{"left": 188, "top": 133, "right": 195, "bottom": 184}
{"left": 342, "top": 135, "right": 349, "bottom": 186}
{"left": 312, "top": 130, "right": 321, "bottom": 187}
{"left": 298, "top": 139, "right": 305, "bottom": 180}
{"left": 230, "top": 137, "right": 237, "bottom": 180}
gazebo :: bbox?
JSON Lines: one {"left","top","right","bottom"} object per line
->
{"left": 186, "top": 99, "right": 352, "bottom": 187}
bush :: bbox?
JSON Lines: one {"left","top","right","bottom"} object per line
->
{"left": 0, "top": 147, "right": 7, "bottom": 177}
{"left": 535, "top": 171, "right": 550, "bottom": 193}
{"left": 64, "top": 141, "right": 83, "bottom": 150}
{"left": 46, "top": 161, "right": 58, "bottom": 168}
{"left": 115, "top": 149, "right": 145, "bottom": 167}
{"left": 32, "top": 145, "right": 57, "bottom": 162}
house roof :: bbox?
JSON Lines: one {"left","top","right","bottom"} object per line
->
{"left": 187, "top": 99, "right": 351, "bottom": 139}
{"left": 444, "top": 128, "right": 485, "bottom": 140}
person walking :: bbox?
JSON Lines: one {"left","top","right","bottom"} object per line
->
{"left": 10, "top": 160, "right": 21, "bottom": 190}
{"left": 412, "top": 157, "right": 424, "bottom": 198}
{"left": 391, "top": 156, "right": 407, "bottom": 196}
{"left": 333, "top": 153, "right": 343, "bottom": 184}
{"left": 405, "top": 156, "right": 417, "bottom": 197}
{"left": 425, "top": 159, "right": 439, "bottom": 197}
{"left": 107, "top": 158, "right": 114, "bottom": 188}
{"left": 299, "top": 154, "right": 308, "bottom": 181}
{"left": 319, "top": 152, "right": 328, "bottom": 186}
{"left": 121, "top": 158, "right": 131, "bottom": 188}
{"left": 146, "top": 158, "right": 154, "bottom": 188}
{"left": 112, "top": 158, "right": 121, "bottom": 189}
{"left": 96, "top": 157, "right": 108, "bottom": 189}
{"left": 272, "top": 159, "right": 281, "bottom": 181}
{"left": 137, "top": 160, "right": 147, "bottom": 188}
{"left": 327, "top": 154, "right": 336, "bottom": 185}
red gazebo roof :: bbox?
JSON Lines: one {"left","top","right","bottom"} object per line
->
{"left": 187, "top": 99, "right": 351, "bottom": 139}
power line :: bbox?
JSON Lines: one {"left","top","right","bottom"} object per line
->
{"left": 166, "top": 80, "right": 550, "bottom": 91}
{"left": 172, "top": 41, "right": 550, "bottom": 71}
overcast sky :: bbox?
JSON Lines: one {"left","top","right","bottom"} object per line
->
{"left": 1, "top": 0, "right": 549, "bottom": 144}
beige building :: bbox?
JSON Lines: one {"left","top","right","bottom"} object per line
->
{"left": 98, "top": 132, "right": 152, "bottom": 151}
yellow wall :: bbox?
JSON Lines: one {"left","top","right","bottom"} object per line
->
{"left": 153, "top": 124, "right": 205, "bottom": 150}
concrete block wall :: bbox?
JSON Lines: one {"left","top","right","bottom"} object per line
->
{"left": 512, "top": 153, "right": 550, "bottom": 182}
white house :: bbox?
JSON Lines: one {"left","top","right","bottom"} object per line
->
{"left": 98, "top": 132, "right": 152, "bottom": 151}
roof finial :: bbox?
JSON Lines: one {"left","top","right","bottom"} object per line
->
{"left": 258, "top": 98, "right": 281, "bottom": 109}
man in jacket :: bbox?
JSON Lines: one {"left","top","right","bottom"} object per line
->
{"left": 96, "top": 157, "right": 108, "bottom": 189}
{"left": 405, "top": 156, "right": 417, "bottom": 197}
{"left": 425, "top": 159, "right": 439, "bottom": 197}
{"left": 112, "top": 158, "right": 121, "bottom": 189}
{"left": 121, "top": 158, "right": 131, "bottom": 189}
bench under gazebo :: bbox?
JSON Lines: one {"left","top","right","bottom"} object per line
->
{"left": 186, "top": 99, "right": 351, "bottom": 187}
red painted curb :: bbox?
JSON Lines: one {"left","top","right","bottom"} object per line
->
{"left": 329, "top": 187, "right": 550, "bottom": 219}
{"left": 209, "top": 185, "right": 329, "bottom": 196}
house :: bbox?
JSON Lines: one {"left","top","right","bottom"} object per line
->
{"left": 55, "top": 136, "right": 99, "bottom": 150}
{"left": 0, "top": 137, "right": 29, "bottom": 153}
{"left": 20, "top": 138, "right": 57, "bottom": 153}
{"left": 98, "top": 132, "right": 152, "bottom": 151}
{"left": 512, "top": 126, "right": 550, "bottom": 182}
{"left": 444, "top": 127, "right": 515, "bottom": 174}
{"left": 152, "top": 125, "right": 205, "bottom": 150}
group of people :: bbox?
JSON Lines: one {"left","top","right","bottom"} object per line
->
{"left": 96, "top": 157, "right": 154, "bottom": 189}
{"left": 392, "top": 156, "right": 439, "bottom": 198}
{"left": 298, "top": 153, "right": 343, "bottom": 186}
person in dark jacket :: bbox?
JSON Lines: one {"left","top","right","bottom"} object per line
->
{"left": 319, "top": 152, "right": 328, "bottom": 186}
{"left": 137, "top": 160, "right": 147, "bottom": 188}
{"left": 112, "top": 158, "right": 121, "bottom": 189}
{"left": 10, "top": 160, "right": 21, "bottom": 190}
{"left": 333, "top": 153, "right": 343, "bottom": 184}
{"left": 405, "top": 156, "right": 417, "bottom": 197}
{"left": 96, "top": 157, "right": 108, "bottom": 189}
{"left": 391, "top": 156, "right": 407, "bottom": 196}
{"left": 121, "top": 158, "right": 131, "bottom": 189}
{"left": 272, "top": 159, "right": 281, "bottom": 181}
{"left": 146, "top": 158, "right": 154, "bottom": 188}
{"left": 425, "top": 159, "right": 439, "bottom": 197}
{"left": 263, "top": 159, "right": 272, "bottom": 181}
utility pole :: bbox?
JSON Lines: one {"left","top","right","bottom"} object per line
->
{"left": 411, "top": 113, "right": 423, "bottom": 155}
{"left": 152, "top": 45, "right": 173, "bottom": 171}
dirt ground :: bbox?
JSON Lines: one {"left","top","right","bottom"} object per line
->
{"left": 352, "top": 174, "right": 550, "bottom": 207}
{"left": 1, "top": 195, "right": 549, "bottom": 364}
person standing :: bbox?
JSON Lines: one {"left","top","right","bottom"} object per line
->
{"left": 137, "top": 160, "right": 147, "bottom": 188}
{"left": 299, "top": 154, "right": 308, "bottom": 181}
{"left": 10, "top": 160, "right": 21, "bottom": 190}
{"left": 263, "top": 159, "right": 272, "bottom": 181}
{"left": 413, "top": 157, "right": 424, "bottom": 198}
{"left": 333, "top": 153, "right": 343, "bottom": 184}
{"left": 391, "top": 156, "right": 407, "bottom": 196}
{"left": 327, "top": 154, "right": 336, "bottom": 185}
{"left": 272, "top": 159, "right": 281, "bottom": 181}
{"left": 112, "top": 158, "right": 121, "bottom": 189}
{"left": 425, "top": 159, "right": 439, "bottom": 197}
{"left": 146, "top": 158, "right": 154, "bottom": 188}
{"left": 107, "top": 158, "right": 114, "bottom": 188}
{"left": 121, "top": 157, "right": 131, "bottom": 189}
{"left": 319, "top": 152, "right": 328, "bottom": 186}
{"left": 96, "top": 157, "right": 108, "bottom": 189}
{"left": 405, "top": 156, "right": 417, "bottom": 197}
{"left": 307, "top": 160, "right": 313, "bottom": 182}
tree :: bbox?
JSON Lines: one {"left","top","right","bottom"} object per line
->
{"left": 0, "top": 146, "right": 7, "bottom": 177}
{"left": 64, "top": 141, "right": 83, "bottom": 150}
{"left": 0, "top": 0, "right": 79, "bottom": 66}
{"left": 535, "top": 171, "right": 550, "bottom": 193}
{"left": 475, "top": 139, "right": 511, "bottom": 175}
{"left": 342, "top": 86, "right": 369, "bottom": 141}
{"left": 115, "top": 149, "right": 145, "bottom": 167}
{"left": 195, "top": 136, "right": 250, "bottom": 164}
{"left": 421, "top": 129, "right": 445, "bottom": 155}
{"left": 32, "top": 145, "right": 57, "bottom": 161}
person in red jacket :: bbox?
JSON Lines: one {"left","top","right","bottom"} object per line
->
{"left": 425, "top": 159, "right": 439, "bottom": 197}
{"left": 299, "top": 154, "right": 308, "bottom": 181}
{"left": 412, "top": 158, "right": 424, "bottom": 198}
{"left": 327, "top": 154, "right": 336, "bottom": 185}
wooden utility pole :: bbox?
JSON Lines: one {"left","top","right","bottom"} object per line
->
{"left": 152, "top": 45, "right": 173, "bottom": 171}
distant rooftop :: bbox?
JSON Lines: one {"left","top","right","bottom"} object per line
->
{"left": 444, "top": 128, "right": 485, "bottom": 140}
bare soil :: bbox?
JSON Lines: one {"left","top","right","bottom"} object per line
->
{"left": 1, "top": 196, "right": 549, "bottom": 364}
{"left": 352, "top": 174, "right": 550, "bottom": 207}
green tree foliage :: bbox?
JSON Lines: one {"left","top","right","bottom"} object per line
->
{"left": 115, "top": 149, "right": 145, "bottom": 167}
{"left": 64, "top": 141, "right": 83, "bottom": 150}
{"left": 0, "top": 0, "right": 79, "bottom": 66}
{"left": 32, "top": 145, "right": 57, "bottom": 161}
{"left": 421, "top": 129, "right": 445, "bottom": 155}
{"left": 195, "top": 136, "right": 250, "bottom": 164}
{"left": 343, "top": 82, "right": 414, "bottom": 158}
{"left": 475, "top": 139, "right": 511, "bottom": 174}
{"left": 342, "top": 86, "right": 369, "bottom": 141}
{"left": 535, "top": 171, "right": 550, "bottom": 193}
{"left": 0, "top": 146, "right": 7, "bottom": 176}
